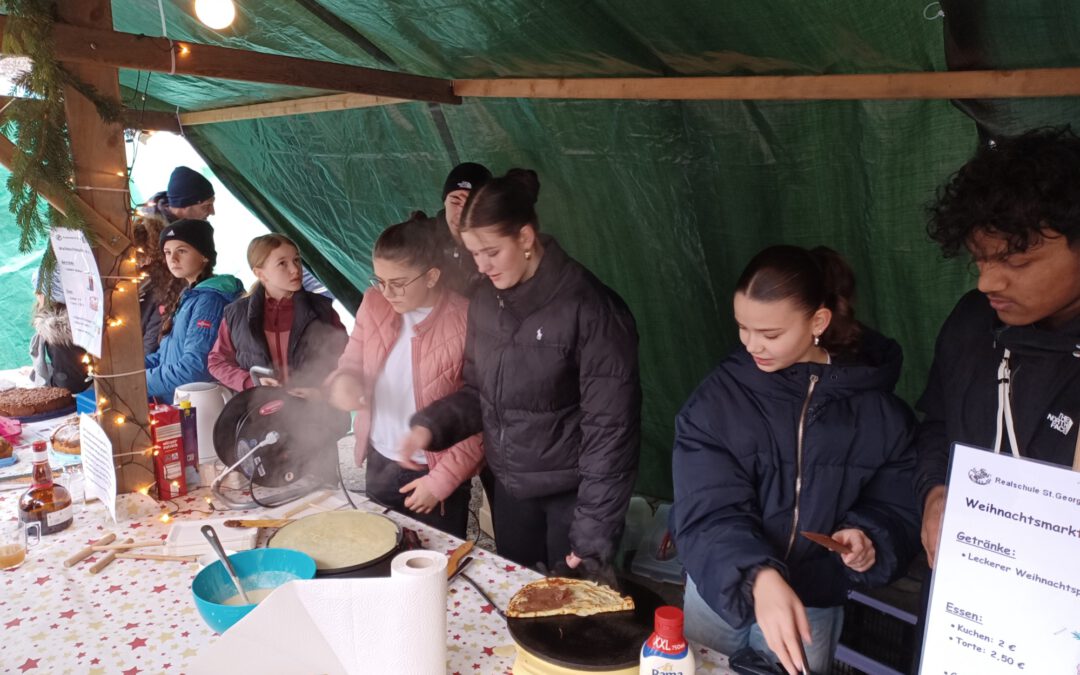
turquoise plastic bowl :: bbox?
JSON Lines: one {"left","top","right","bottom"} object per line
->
{"left": 191, "top": 547, "right": 316, "bottom": 633}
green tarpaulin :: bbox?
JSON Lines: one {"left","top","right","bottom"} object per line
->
{"left": 3, "top": 1, "right": 1077, "bottom": 497}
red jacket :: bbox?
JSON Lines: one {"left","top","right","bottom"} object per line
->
{"left": 327, "top": 288, "right": 483, "bottom": 500}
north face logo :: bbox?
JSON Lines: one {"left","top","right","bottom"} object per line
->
{"left": 1047, "top": 412, "right": 1074, "bottom": 435}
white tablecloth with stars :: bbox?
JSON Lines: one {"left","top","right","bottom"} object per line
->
{"left": 0, "top": 487, "right": 733, "bottom": 674}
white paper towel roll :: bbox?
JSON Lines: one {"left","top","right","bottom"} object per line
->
{"left": 346, "top": 549, "right": 448, "bottom": 673}
{"left": 190, "top": 549, "right": 448, "bottom": 675}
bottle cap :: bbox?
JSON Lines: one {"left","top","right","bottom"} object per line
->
{"left": 653, "top": 606, "right": 684, "bottom": 640}
{"left": 31, "top": 440, "right": 49, "bottom": 461}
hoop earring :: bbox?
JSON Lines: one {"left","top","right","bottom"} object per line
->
{"left": 813, "top": 334, "right": 821, "bottom": 347}
{"left": 524, "top": 249, "right": 532, "bottom": 261}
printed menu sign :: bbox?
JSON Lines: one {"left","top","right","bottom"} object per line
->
{"left": 921, "top": 443, "right": 1080, "bottom": 673}
{"left": 49, "top": 227, "right": 104, "bottom": 357}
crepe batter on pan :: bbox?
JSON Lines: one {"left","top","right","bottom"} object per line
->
{"left": 270, "top": 511, "right": 398, "bottom": 569}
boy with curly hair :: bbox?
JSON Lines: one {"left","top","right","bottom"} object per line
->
{"left": 916, "top": 126, "right": 1080, "bottom": 567}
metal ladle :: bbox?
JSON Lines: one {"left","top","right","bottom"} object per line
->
{"left": 201, "top": 524, "right": 250, "bottom": 604}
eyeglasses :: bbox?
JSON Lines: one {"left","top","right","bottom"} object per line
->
{"left": 368, "top": 270, "right": 428, "bottom": 296}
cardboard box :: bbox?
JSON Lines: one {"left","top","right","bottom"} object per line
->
{"left": 150, "top": 404, "right": 187, "bottom": 499}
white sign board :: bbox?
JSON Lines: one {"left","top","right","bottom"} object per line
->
{"left": 79, "top": 414, "right": 117, "bottom": 523}
{"left": 49, "top": 227, "right": 104, "bottom": 357}
{"left": 921, "top": 443, "right": 1080, "bottom": 674}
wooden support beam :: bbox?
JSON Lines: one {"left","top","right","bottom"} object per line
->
{"left": 0, "top": 135, "right": 130, "bottom": 255}
{"left": 123, "top": 109, "right": 181, "bottom": 134}
{"left": 454, "top": 67, "right": 1080, "bottom": 100}
{"left": 0, "top": 15, "right": 459, "bottom": 105}
{"left": 57, "top": 0, "right": 152, "bottom": 495}
{"left": 128, "top": 92, "right": 407, "bottom": 130}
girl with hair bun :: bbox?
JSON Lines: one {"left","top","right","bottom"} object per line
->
{"left": 398, "top": 169, "right": 641, "bottom": 583}
{"left": 325, "top": 214, "right": 483, "bottom": 538}
{"left": 208, "top": 233, "right": 347, "bottom": 393}
{"left": 671, "top": 245, "right": 919, "bottom": 674}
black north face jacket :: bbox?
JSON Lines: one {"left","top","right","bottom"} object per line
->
{"left": 914, "top": 290, "right": 1080, "bottom": 506}
{"left": 413, "top": 235, "right": 641, "bottom": 563}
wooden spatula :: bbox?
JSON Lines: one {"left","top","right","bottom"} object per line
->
{"left": 446, "top": 540, "right": 474, "bottom": 578}
{"left": 223, "top": 518, "right": 293, "bottom": 529}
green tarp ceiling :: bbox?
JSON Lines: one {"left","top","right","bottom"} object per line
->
{"left": 99, "top": 0, "right": 1079, "bottom": 497}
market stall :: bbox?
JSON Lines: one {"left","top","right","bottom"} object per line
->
{"left": 0, "top": 483, "right": 735, "bottom": 673}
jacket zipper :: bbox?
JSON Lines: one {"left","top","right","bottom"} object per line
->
{"left": 785, "top": 373, "right": 819, "bottom": 559}
{"left": 494, "top": 294, "right": 506, "bottom": 448}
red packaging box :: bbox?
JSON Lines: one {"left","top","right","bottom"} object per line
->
{"left": 150, "top": 404, "right": 188, "bottom": 499}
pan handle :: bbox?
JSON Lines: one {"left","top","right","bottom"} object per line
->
{"left": 459, "top": 571, "right": 505, "bottom": 619}
{"left": 249, "top": 366, "right": 274, "bottom": 387}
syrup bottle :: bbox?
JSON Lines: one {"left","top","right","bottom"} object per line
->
{"left": 18, "top": 440, "right": 73, "bottom": 535}
{"left": 640, "top": 605, "right": 695, "bottom": 674}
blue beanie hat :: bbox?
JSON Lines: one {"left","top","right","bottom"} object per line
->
{"left": 166, "top": 166, "right": 214, "bottom": 208}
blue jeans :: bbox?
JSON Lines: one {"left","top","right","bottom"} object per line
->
{"left": 683, "top": 576, "right": 843, "bottom": 674}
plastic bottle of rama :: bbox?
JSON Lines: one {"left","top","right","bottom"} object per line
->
{"left": 18, "top": 440, "right": 73, "bottom": 535}
{"left": 640, "top": 605, "right": 695, "bottom": 674}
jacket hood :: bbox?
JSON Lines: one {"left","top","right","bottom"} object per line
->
{"left": 31, "top": 300, "right": 73, "bottom": 346}
{"left": 724, "top": 325, "right": 903, "bottom": 401}
{"left": 191, "top": 274, "right": 243, "bottom": 299}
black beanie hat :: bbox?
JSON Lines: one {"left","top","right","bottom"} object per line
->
{"left": 166, "top": 166, "right": 215, "bottom": 208}
{"left": 442, "top": 162, "right": 492, "bottom": 200}
{"left": 160, "top": 219, "right": 217, "bottom": 266}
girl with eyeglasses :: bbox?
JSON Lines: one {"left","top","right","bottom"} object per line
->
{"left": 325, "top": 213, "right": 483, "bottom": 538}
{"left": 208, "top": 234, "right": 347, "bottom": 395}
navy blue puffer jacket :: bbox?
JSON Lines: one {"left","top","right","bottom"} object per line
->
{"left": 671, "top": 328, "right": 920, "bottom": 629}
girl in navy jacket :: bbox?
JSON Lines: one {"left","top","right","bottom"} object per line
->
{"left": 671, "top": 245, "right": 919, "bottom": 674}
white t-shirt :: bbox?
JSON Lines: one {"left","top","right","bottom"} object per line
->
{"left": 369, "top": 307, "right": 433, "bottom": 463}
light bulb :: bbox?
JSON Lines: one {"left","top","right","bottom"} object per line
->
{"left": 194, "top": 0, "right": 235, "bottom": 30}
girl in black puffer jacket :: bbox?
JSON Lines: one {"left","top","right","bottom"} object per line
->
{"left": 671, "top": 245, "right": 919, "bottom": 675}
{"left": 402, "top": 169, "right": 641, "bottom": 579}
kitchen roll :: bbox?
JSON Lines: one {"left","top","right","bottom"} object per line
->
{"left": 190, "top": 549, "right": 448, "bottom": 675}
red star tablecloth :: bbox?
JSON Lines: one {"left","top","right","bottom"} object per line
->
{"left": 0, "top": 488, "right": 733, "bottom": 674}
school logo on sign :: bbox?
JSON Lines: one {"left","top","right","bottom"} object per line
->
{"left": 968, "top": 467, "right": 992, "bottom": 486}
{"left": 1047, "top": 411, "right": 1074, "bottom": 435}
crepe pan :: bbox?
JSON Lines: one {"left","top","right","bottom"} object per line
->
{"left": 505, "top": 578, "right": 663, "bottom": 670}
{"left": 268, "top": 511, "right": 406, "bottom": 577}
{"left": 212, "top": 386, "right": 347, "bottom": 489}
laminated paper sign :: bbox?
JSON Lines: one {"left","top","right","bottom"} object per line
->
{"left": 921, "top": 443, "right": 1080, "bottom": 673}
{"left": 49, "top": 228, "right": 104, "bottom": 357}
{"left": 79, "top": 413, "right": 116, "bottom": 523}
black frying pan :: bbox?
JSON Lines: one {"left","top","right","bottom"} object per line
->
{"left": 506, "top": 579, "right": 663, "bottom": 670}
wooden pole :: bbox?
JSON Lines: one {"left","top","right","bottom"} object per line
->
{"left": 57, "top": 0, "right": 152, "bottom": 494}
{"left": 172, "top": 92, "right": 408, "bottom": 127}
{"left": 0, "top": 15, "right": 459, "bottom": 105}
{"left": 453, "top": 67, "right": 1080, "bottom": 100}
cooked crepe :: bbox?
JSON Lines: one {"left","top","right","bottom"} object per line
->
{"left": 270, "top": 511, "right": 399, "bottom": 570}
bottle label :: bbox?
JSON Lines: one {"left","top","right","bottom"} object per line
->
{"left": 643, "top": 634, "right": 688, "bottom": 656}
{"left": 642, "top": 643, "right": 690, "bottom": 659}
{"left": 46, "top": 505, "right": 73, "bottom": 528}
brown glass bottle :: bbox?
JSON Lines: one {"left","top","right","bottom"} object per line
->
{"left": 18, "top": 440, "right": 73, "bottom": 535}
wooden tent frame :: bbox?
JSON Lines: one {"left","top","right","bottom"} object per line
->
{"left": 1, "top": 9, "right": 1077, "bottom": 491}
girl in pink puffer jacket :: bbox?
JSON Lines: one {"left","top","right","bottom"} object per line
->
{"left": 326, "top": 213, "right": 483, "bottom": 538}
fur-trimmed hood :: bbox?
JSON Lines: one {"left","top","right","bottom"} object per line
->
{"left": 31, "top": 299, "right": 73, "bottom": 346}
